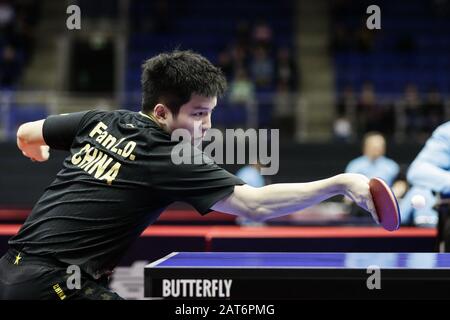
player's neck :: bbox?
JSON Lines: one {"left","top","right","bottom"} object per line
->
{"left": 139, "top": 111, "right": 174, "bottom": 135}
{"left": 139, "top": 111, "right": 162, "bottom": 127}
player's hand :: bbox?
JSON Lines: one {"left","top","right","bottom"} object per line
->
{"left": 338, "top": 173, "right": 379, "bottom": 224}
{"left": 22, "top": 145, "right": 50, "bottom": 162}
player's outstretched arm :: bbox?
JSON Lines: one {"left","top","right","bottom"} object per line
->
{"left": 212, "top": 173, "right": 378, "bottom": 223}
{"left": 16, "top": 120, "right": 50, "bottom": 162}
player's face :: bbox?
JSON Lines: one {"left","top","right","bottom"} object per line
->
{"left": 168, "top": 94, "right": 217, "bottom": 145}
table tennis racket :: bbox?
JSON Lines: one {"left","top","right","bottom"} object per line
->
{"left": 369, "top": 177, "right": 401, "bottom": 231}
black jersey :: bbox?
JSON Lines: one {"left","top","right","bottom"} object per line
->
{"left": 9, "top": 110, "right": 244, "bottom": 278}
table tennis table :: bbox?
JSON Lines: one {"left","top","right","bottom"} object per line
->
{"left": 144, "top": 252, "right": 450, "bottom": 299}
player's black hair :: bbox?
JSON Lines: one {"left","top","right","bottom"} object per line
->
{"left": 141, "top": 50, "right": 227, "bottom": 115}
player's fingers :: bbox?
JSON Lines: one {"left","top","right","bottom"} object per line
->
{"left": 41, "top": 145, "right": 50, "bottom": 154}
{"left": 366, "top": 193, "right": 379, "bottom": 224}
{"left": 40, "top": 146, "right": 50, "bottom": 161}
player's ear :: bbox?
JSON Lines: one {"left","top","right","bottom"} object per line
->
{"left": 153, "top": 104, "right": 169, "bottom": 120}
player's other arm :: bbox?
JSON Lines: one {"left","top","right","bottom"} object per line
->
{"left": 212, "top": 173, "right": 377, "bottom": 222}
{"left": 16, "top": 119, "right": 50, "bottom": 162}
{"left": 16, "top": 110, "right": 96, "bottom": 162}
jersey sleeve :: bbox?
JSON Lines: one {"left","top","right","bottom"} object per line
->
{"left": 43, "top": 110, "right": 105, "bottom": 151}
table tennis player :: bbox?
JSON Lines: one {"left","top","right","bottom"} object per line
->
{"left": 0, "top": 50, "right": 378, "bottom": 300}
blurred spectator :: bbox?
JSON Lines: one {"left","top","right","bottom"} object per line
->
{"left": 345, "top": 131, "right": 401, "bottom": 218}
{"left": 345, "top": 132, "right": 400, "bottom": 186}
{"left": 423, "top": 87, "right": 444, "bottom": 134}
{"left": 252, "top": 20, "right": 273, "bottom": 49}
{"left": 336, "top": 85, "right": 357, "bottom": 119}
{"left": 250, "top": 46, "right": 274, "bottom": 89}
{"left": 357, "top": 82, "right": 384, "bottom": 134}
{"left": 217, "top": 50, "right": 233, "bottom": 80}
{"left": 380, "top": 101, "right": 396, "bottom": 138}
{"left": 0, "top": 45, "right": 20, "bottom": 87}
{"left": 230, "top": 44, "right": 248, "bottom": 72}
{"left": 229, "top": 68, "right": 255, "bottom": 105}
{"left": 0, "top": 0, "right": 39, "bottom": 89}
{"left": 273, "top": 80, "right": 294, "bottom": 138}
{"left": 400, "top": 84, "right": 424, "bottom": 139}
{"left": 217, "top": 19, "right": 294, "bottom": 131}
{"left": 275, "top": 47, "right": 298, "bottom": 90}
{"left": 0, "top": 0, "right": 14, "bottom": 31}
{"left": 10, "top": 11, "right": 34, "bottom": 65}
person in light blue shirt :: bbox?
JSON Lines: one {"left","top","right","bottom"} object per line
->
{"left": 345, "top": 132, "right": 400, "bottom": 186}
{"left": 400, "top": 121, "right": 450, "bottom": 226}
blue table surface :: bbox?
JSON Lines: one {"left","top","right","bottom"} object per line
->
{"left": 148, "top": 252, "right": 450, "bottom": 269}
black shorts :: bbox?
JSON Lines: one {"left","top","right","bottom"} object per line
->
{"left": 0, "top": 248, "right": 123, "bottom": 300}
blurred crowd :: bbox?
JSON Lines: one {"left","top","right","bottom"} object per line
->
{"left": 0, "top": 0, "right": 39, "bottom": 89}
{"left": 330, "top": 0, "right": 450, "bottom": 54}
{"left": 216, "top": 20, "right": 299, "bottom": 135}
{"left": 4, "top": 0, "right": 448, "bottom": 144}
{"left": 333, "top": 83, "right": 447, "bottom": 142}
{"left": 330, "top": 0, "right": 450, "bottom": 142}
